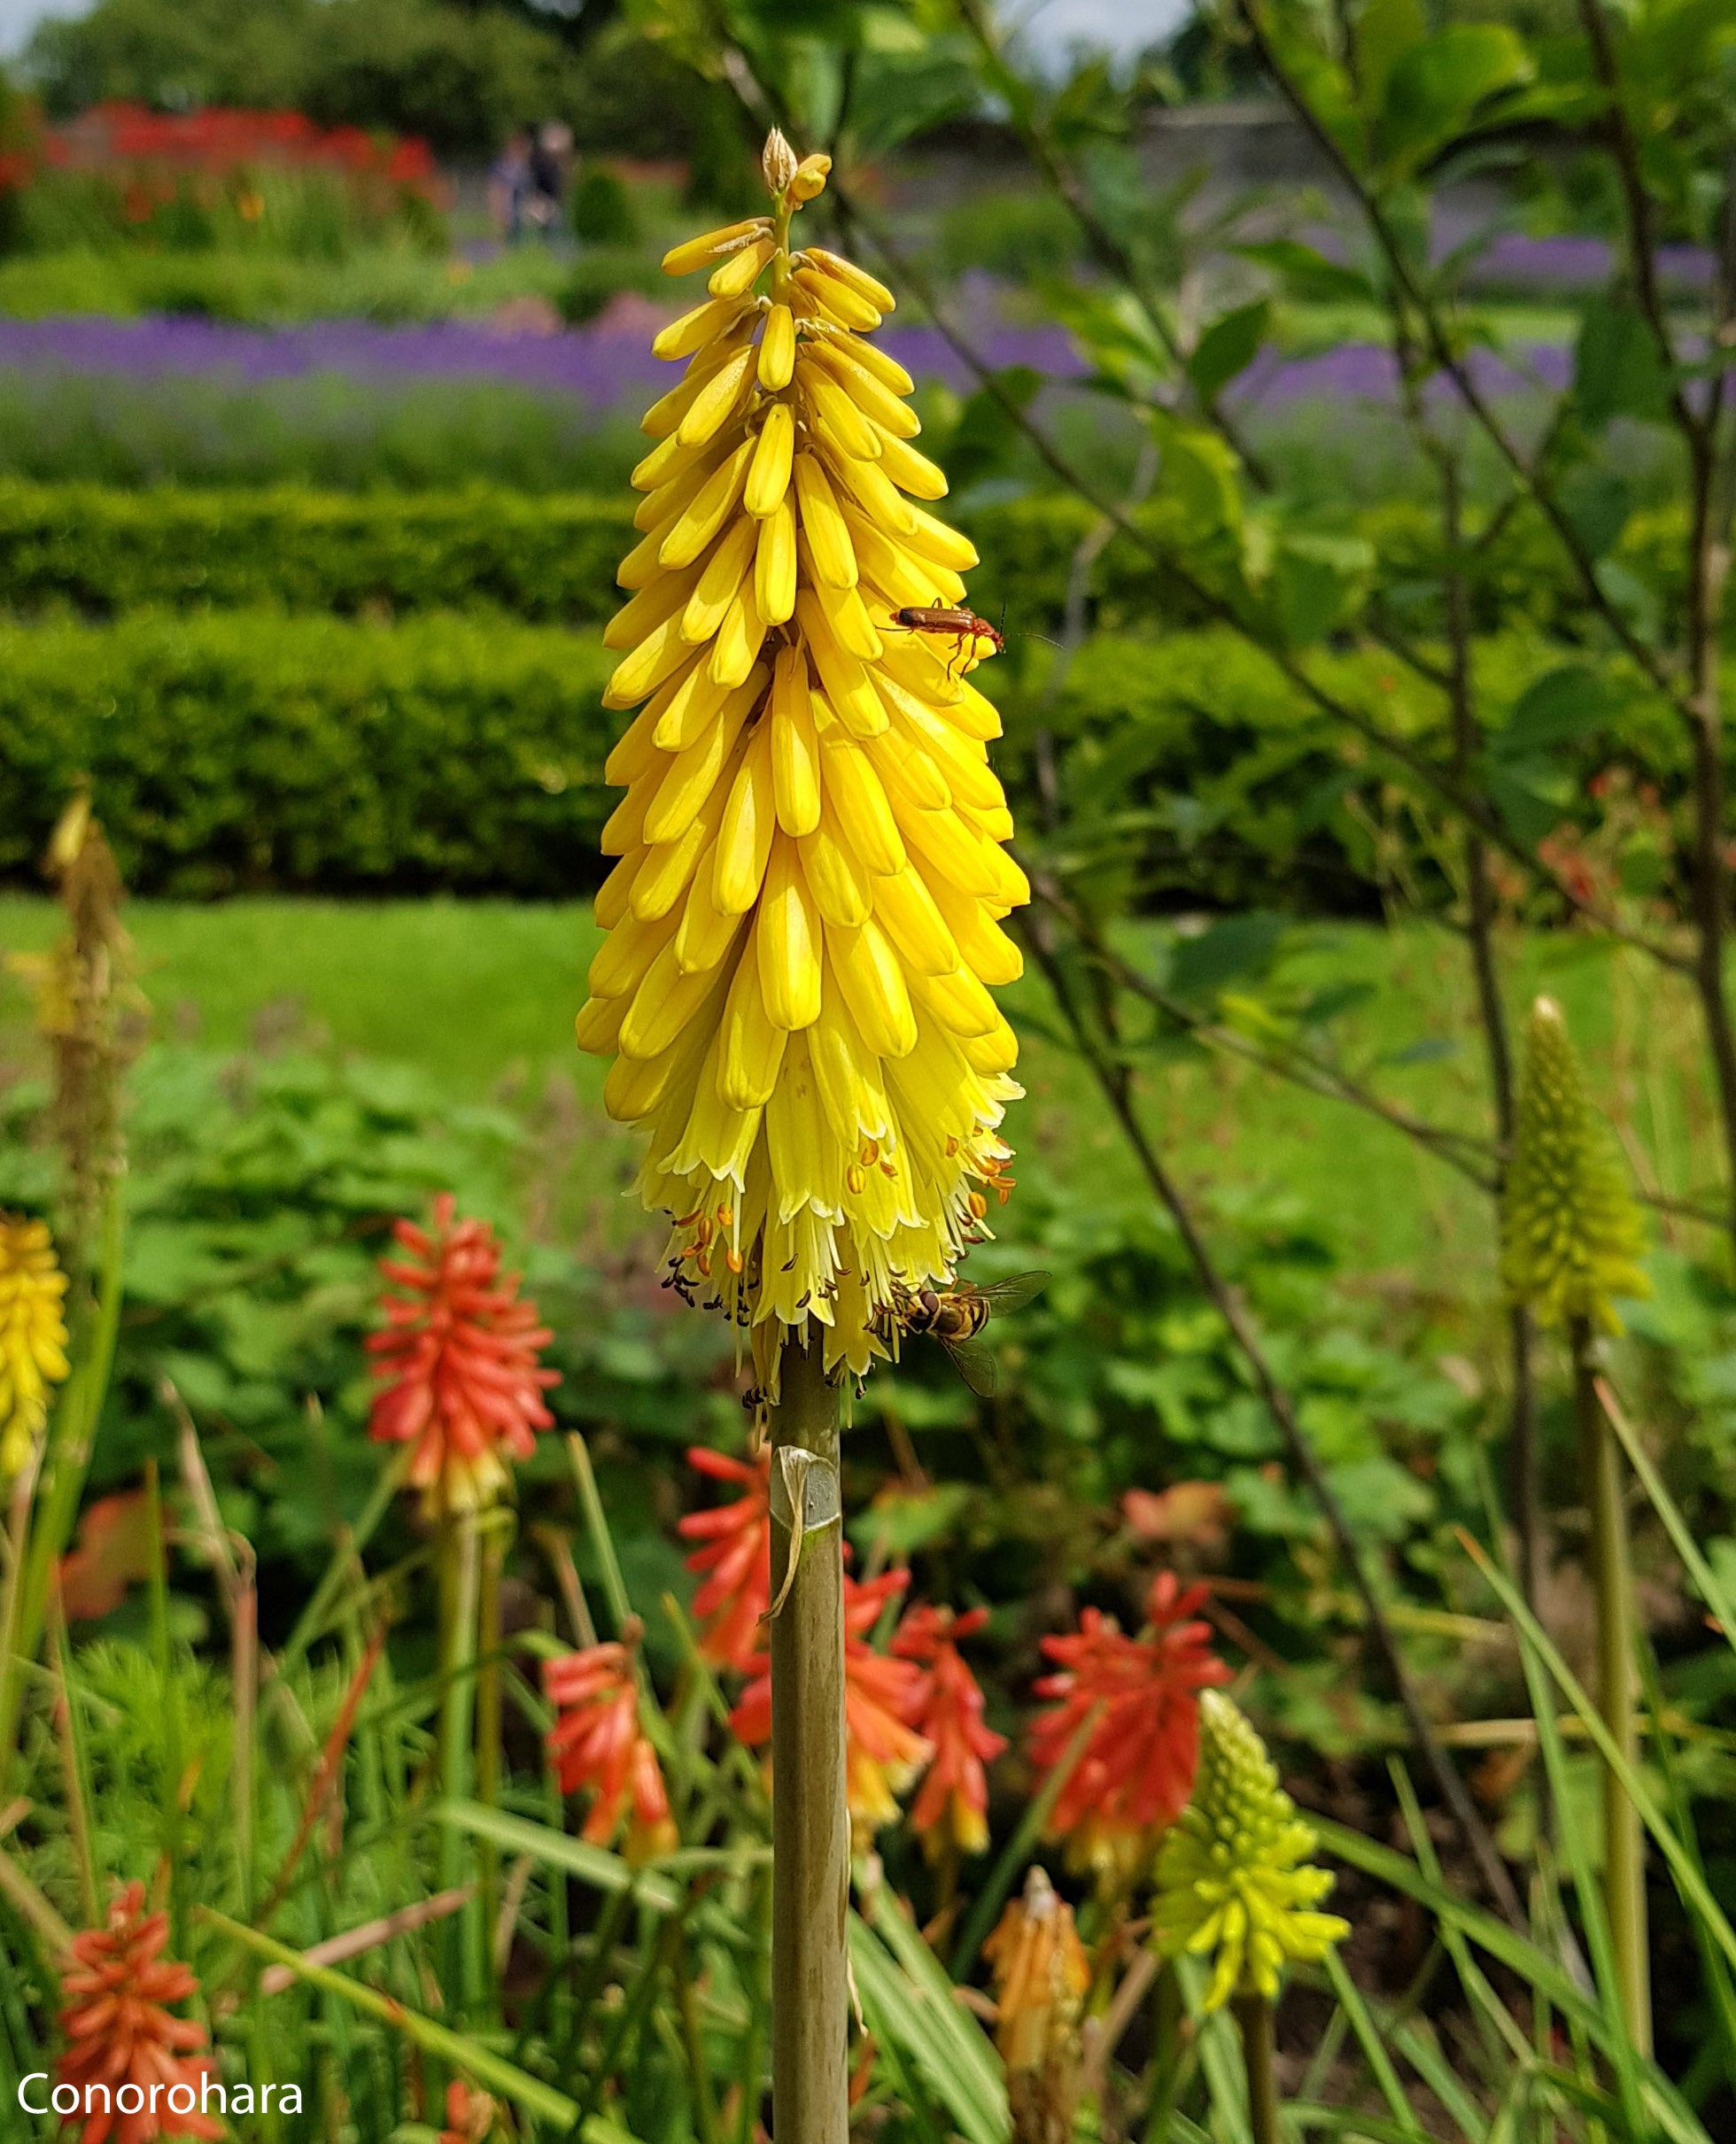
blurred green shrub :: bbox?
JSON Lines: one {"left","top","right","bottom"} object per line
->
{"left": 934, "top": 187, "right": 1084, "bottom": 282}
{"left": 570, "top": 163, "right": 638, "bottom": 247}
{"left": 0, "top": 608, "right": 615, "bottom": 895}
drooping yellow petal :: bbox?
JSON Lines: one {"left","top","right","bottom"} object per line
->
{"left": 681, "top": 515, "right": 759, "bottom": 644}
{"left": 745, "top": 403, "right": 795, "bottom": 518}
{"left": 662, "top": 218, "right": 771, "bottom": 277}
{"left": 720, "top": 950, "right": 788, "bottom": 1109}
{"left": 677, "top": 343, "right": 757, "bottom": 447}
{"left": 659, "top": 437, "right": 756, "bottom": 569}
{"left": 756, "top": 840, "right": 823, "bottom": 1032}
{"left": 791, "top": 454, "right": 857, "bottom": 587}
{"left": 758, "top": 302, "right": 796, "bottom": 390}
{"left": 756, "top": 499, "right": 798, "bottom": 627}
{"left": 653, "top": 294, "right": 752, "bottom": 361}
{"left": 771, "top": 647, "right": 822, "bottom": 837}
{"left": 825, "top": 916, "right": 917, "bottom": 1059}
{"left": 714, "top": 721, "right": 777, "bottom": 916}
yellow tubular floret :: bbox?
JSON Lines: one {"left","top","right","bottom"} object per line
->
{"left": 581, "top": 136, "right": 1024, "bottom": 1389}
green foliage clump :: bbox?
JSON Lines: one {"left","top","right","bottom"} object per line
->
{"left": 0, "top": 608, "right": 617, "bottom": 896}
{"left": 25, "top": 0, "right": 577, "bottom": 158}
{"left": 569, "top": 163, "right": 638, "bottom": 247}
{"left": 1502, "top": 995, "right": 1649, "bottom": 1330}
{"left": 934, "top": 188, "right": 1085, "bottom": 283}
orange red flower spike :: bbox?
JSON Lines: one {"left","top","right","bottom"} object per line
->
{"left": 891, "top": 1604, "right": 1006, "bottom": 1859}
{"left": 1027, "top": 1571, "right": 1229, "bottom": 1883}
{"left": 366, "top": 1192, "right": 559, "bottom": 1516}
{"left": 678, "top": 1444, "right": 771, "bottom": 1673}
{"left": 730, "top": 1568, "right": 934, "bottom": 1839}
{"left": 56, "top": 1882, "right": 223, "bottom": 2144}
{"left": 544, "top": 1635, "right": 677, "bottom": 1867}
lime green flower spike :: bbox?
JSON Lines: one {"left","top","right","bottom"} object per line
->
{"left": 1501, "top": 996, "right": 1647, "bottom": 1334}
{"left": 1151, "top": 1690, "right": 1348, "bottom": 2011}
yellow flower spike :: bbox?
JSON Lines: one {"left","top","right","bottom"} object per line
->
{"left": 1502, "top": 995, "right": 1649, "bottom": 1333}
{"left": 1153, "top": 1691, "right": 1349, "bottom": 2012}
{"left": 0, "top": 1214, "right": 70, "bottom": 1478}
{"left": 581, "top": 134, "right": 1024, "bottom": 1388}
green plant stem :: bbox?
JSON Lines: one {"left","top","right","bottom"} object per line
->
{"left": 1571, "top": 1317, "right": 1651, "bottom": 2055}
{"left": 769, "top": 1334, "right": 849, "bottom": 2144}
{"left": 477, "top": 1513, "right": 506, "bottom": 2000}
{"left": 438, "top": 1505, "right": 483, "bottom": 2016}
{"left": 1232, "top": 1992, "right": 1280, "bottom": 2144}
{"left": 1143, "top": 1963, "right": 1184, "bottom": 2144}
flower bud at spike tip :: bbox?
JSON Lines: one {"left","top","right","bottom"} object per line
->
{"left": 1152, "top": 1691, "right": 1349, "bottom": 2011}
{"left": 577, "top": 137, "right": 1025, "bottom": 1399}
{"left": 1502, "top": 995, "right": 1648, "bottom": 1334}
{"left": 762, "top": 128, "right": 798, "bottom": 197}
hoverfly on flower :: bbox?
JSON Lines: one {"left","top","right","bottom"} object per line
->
{"left": 875, "top": 1270, "right": 1049, "bottom": 1396}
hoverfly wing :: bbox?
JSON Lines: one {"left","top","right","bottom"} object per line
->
{"left": 939, "top": 1332, "right": 999, "bottom": 1399}
{"left": 971, "top": 1269, "right": 1051, "bottom": 1317}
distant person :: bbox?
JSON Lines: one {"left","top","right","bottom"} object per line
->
{"left": 523, "top": 121, "right": 572, "bottom": 244}
{"left": 489, "top": 128, "right": 531, "bottom": 243}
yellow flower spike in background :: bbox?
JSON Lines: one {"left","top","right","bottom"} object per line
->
{"left": 0, "top": 1215, "right": 71, "bottom": 1479}
{"left": 1502, "top": 995, "right": 1648, "bottom": 1334}
{"left": 577, "top": 128, "right": 1026, "bottom": 1397}
{"left": 1152, "top": 1690, "right": 1348, "bottom": 2013}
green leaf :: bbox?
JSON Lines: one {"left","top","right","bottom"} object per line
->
{"left": 852, "top": 1900, "right": 1009, "bottom": 2144}
{"left": 1379, "top": 26, "right": 1532, "bottom": 171}
{"left": 1235, "top": 239, "right": 1374, "bottom": 305}
{"left": 1186, "top": 299, "right": 1270, "bottom": 400}
{"left": 1497, "top": 663, "right": 1613, "bottom": 758}
{"left": 435, "top": 1800, "right": 682, "bottom": 1913}
{"left": 1575, "top": 303, "right": 1670, "bottom": 429}
{"left": 1150, "top": 413, "right": 1243, "bottom": 538}
{"left": 1273, "top": 531, "right": 1374, "bottom": 645}
{"left": 1167, "top": 910, "right": 1286, "bottom": 999}
{"left": 1355, "top": 0, "right": 1429, "bottom": 111}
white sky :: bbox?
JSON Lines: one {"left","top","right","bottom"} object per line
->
{"left": 0, "top": 0, "right": 1187, "bottom": 67}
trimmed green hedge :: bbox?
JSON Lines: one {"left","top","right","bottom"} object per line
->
{"left": 0, "top": 609, "right": 616, "bottom": 897}
{"left": 0, "top": 483, "right": 636, "bottom": 623}
{"left": 0, "top": 607, "right": 1690, "bottom": 908}
{"left": 0, "top": 479, "right": 1696, "bottom": 639}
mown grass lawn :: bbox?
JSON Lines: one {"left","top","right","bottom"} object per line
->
{"left": 0, "top": 895, "right": 1718, "bottom": 1281}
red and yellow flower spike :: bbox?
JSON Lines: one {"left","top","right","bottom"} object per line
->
{"left": 575, "top": 128, "right": 1025, "bottom": 1395}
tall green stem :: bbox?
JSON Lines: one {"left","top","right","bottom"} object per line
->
{"left": 1572, "top": 1315, "right": 1651, "bottom": 2054}
{"left": 477, "top": 1514, "right": 506, "bottom": 1997}
{"left": 438, "top": 1505, "right": 482, "bottom": 2013}
{"left": 1232, "top": 1992, "right": 1280, "bottom": 2144}
{"left": 769, "top": 1335, "right": 849, "bottom": 2144}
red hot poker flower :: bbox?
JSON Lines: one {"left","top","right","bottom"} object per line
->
{"left": 892, "top": 1605, "right": 1007, "bottom": 1860}
{"left": 678, "top": 1445, "right": 771, "bottom": 1673}
{"left": 1028, "top": 1571, "right": 1229, "bottom": 1883}
{"left": 56, "top": 1881, "right": 223, "bottom": 2144}
{"left": 367, "top": 1193, "right": 558, "bottom": 1516}
{"left": 730, "top": 1569, "right": 934, "bottom": 1839}
{"left": 438, "top": 2078, "right": 497, "bottom": 2143}
{"left": 544, "top": 1635, "right": 677, "bottom": 1867}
